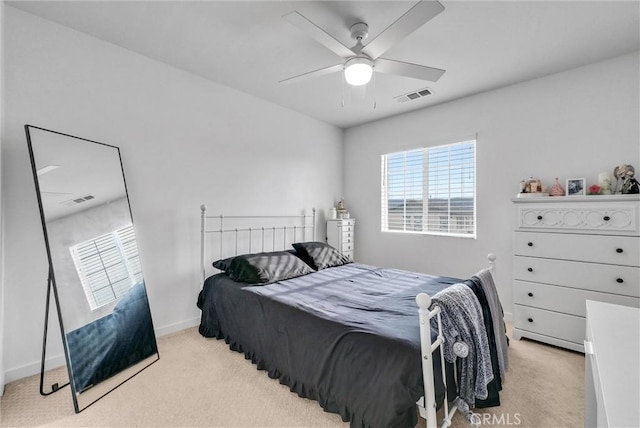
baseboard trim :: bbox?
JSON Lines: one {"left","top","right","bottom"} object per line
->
{"left": 4, "top": 353, "right": 66, "bottom": 384}
{"left": 503, "top": 311, "right": 513, "bottom": 323}
{"left": 155, "top": 317, "right": 200, "bottom": 337}
{"left": 3, "top": 317, "right": 201, "bottom": 384}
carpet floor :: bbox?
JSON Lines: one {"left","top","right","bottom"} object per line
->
{"left": 0, "top": 324, "right": 584, "bottom": 427}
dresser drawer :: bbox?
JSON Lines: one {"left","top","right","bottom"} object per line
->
{"left": 341, "top": 230, "right": 355, "bottom": 243}
{"left": 516, "top": 201, "right": 639, "bottom": 234}
{"left": 514, "top": 256, "right": 640, "bottom": 297}
{"left": 514, "top": 232, "right": 640, "bottom": 266}
{"left": 514, "top": 305, "right": 585, "bottom": 344}
{"left": 339, "top": 241, "right": 354, "bottom": 253}
{"left": 327, "top": 219, "right": 356, "bottom": 258}
{"left": 514, "top": 280, "right": 640, "bottom": 317}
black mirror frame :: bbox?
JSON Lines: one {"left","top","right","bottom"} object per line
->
{"left": 25, "top": 124, "right": 159, "bottom": 413}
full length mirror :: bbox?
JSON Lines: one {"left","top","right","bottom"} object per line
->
{"left": 25, "top": 125, "right": 159, "bottom": 412}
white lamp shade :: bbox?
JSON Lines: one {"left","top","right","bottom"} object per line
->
{"left": 344, "top": 58, "right": 373, "bottom": 86}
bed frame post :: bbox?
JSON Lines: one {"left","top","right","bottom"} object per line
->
{"left": 312, "top": 208, "right": 316, "bottom": 241}
{"left": 416, "top": 293, "right": 439, "bottom": 427}
{"left": 200, "top": 205, "right": 207, "bottom": 285}
{"left": 488, "top": 252, "right": 496, "bottom": 274}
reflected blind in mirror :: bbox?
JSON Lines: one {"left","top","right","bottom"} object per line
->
{"left": 69, "top": 225, "right": 142, "bottom": 310}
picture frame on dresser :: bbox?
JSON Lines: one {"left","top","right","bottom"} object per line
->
{"left": 566, "top": 178, "right": 585, "bottom": 196}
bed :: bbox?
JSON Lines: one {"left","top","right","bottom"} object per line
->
{"left": 196, "top": 206, "right": 507, "bottom": 427}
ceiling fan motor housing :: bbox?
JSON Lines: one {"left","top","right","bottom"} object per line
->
{"left": 350, "top": 22, "right": 369, "bottom": 42}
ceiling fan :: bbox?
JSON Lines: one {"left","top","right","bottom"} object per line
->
{"left": 280, "top": 0, "right": 446, "bottom": 87}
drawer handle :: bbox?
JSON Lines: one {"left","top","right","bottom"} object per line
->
{"left": 527, "top": 242, "right": 534, "bottom": 247}
{"left": 527, "top": 267, "right": 533, "bottom": 272}
{"left": 616, "top": 248, "right": 624, "bottom": 254}
{"left": 603, "top": 215, "right": 611, "bottom": 221}
{"left": 536, "top": 215, "right": 543, "bottom": 220}
{"left": 528, "top": 318, "right": 534, "bottom": 323}
{"left": 616, "top": 278, "right": 624, "bottom": 284}
{"left": 527, "top": 292, "right": 533, "bottom": 297}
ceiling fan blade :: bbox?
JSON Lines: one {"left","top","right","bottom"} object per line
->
{"left": 362, "top": 0, "right": 445, "bottom": 60}
{"left": 375, "top": 58, "right": 445, "bottom": 82}
{"left": 283, "top": 11, "right": 355, "bottom": 59}
{"left": 279, "top": 63, "right": 344, "bottom": 85}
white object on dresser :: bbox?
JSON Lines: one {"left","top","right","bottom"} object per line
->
{"left": 511, "top": 195, "right": 640, "bottom": 352}
{"left": 327, "top": 218, "right": 355, "bottom": 261}
{"left": 584, "top": 300, "right": 639, "bottom": 428}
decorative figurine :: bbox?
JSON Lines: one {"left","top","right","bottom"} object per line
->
{"left": 622, "top": 176, "right": 639, "bottom": 194}
{"left": 613, "top": 164, "right": 638, "bottom": 194}
{"left": 336, "top": 198, "right": 348, "bottom": 218}
{"left": 549, "top": 178, "right": 565, "bottom": 196}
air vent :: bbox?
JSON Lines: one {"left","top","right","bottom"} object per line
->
{"left": 394, "top": 87, "right": 432, "bottom": 103}
{"left": 62, "top": 195, "right": 95, "bottom": 206}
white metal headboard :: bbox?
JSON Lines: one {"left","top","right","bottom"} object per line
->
{"left": 200, "top": 205, "right": 316, "bottom": 283}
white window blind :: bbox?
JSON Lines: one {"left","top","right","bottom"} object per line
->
{"left": 381, "top": 139, "right": 476, "bottom": 238}
{"left": 69, "top": 225, "right": 142, "bottom": 310}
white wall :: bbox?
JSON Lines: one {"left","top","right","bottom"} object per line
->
{"left": 2, "top": 7, "right": 343, "bottom": 382}
{"left": 344, "top": 52, "right": 640, "bottom": 318}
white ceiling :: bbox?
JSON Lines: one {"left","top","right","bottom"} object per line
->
{"left": 8, "top": 1, "right": 640, "bottom": 129}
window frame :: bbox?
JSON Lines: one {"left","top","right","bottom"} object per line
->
{"left": 381, "top": 138, "right": 477, "bottom": 239}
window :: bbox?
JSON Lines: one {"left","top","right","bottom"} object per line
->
{"left": 69, "top": 225, "right": 142, "bottom": 310}
{"left": 381, "top": 139, "right": 476, "bottom": 238}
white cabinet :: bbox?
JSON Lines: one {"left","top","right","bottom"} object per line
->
{"left": 327, "top": 219, "right": 355, "bottom": 261}
{"left": 511, "top": 196, "right": 640, "bottom": 352}
{"left": 584, "top": 301, "right": 639, "bottom": 428}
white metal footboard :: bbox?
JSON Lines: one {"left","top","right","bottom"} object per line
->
{"left": 416, "top": 253, "right": 496, "bottom": 427}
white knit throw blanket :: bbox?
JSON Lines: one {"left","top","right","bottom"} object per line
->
{"left": 430, "top": 283, "right": 494, "bottom": 408}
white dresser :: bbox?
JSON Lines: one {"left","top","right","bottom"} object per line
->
{"left": 511, "top": 195, "right": 640, "bottom": 352}
{"left": 327, "top": 218, "right": 355, "bottom": 261}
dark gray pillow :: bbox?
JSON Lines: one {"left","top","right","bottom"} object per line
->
{"left": 291, "top": 241, "right": 351, "bottom": 270}
{"left": 212, "top": 256, "right": 234, "bottom": 272}
{"left": 213, "top": 251, "right": 313, "bottom": 284}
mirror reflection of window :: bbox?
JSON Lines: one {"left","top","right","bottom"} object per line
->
{"left": 69, "top": 225, "right": 142, "bottom": 310}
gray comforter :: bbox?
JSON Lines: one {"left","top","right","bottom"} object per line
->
{"left": 197, "top": 263, "right": 460, "bottom": 428}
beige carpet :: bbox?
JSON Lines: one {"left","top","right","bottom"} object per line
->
{"left": 0, "top": 324, "right": 584, "bottom": 427}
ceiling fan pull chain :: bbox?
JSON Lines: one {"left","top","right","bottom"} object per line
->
{"left": 341, "top": 71, "right": 345, "bottom": 108}
{"left": 372, "top": 68, "right": 377, "bottom": 109}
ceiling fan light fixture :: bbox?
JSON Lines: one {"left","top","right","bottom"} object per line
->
{"left": 344, "top": 57, "right": 373, "bottom": 86}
